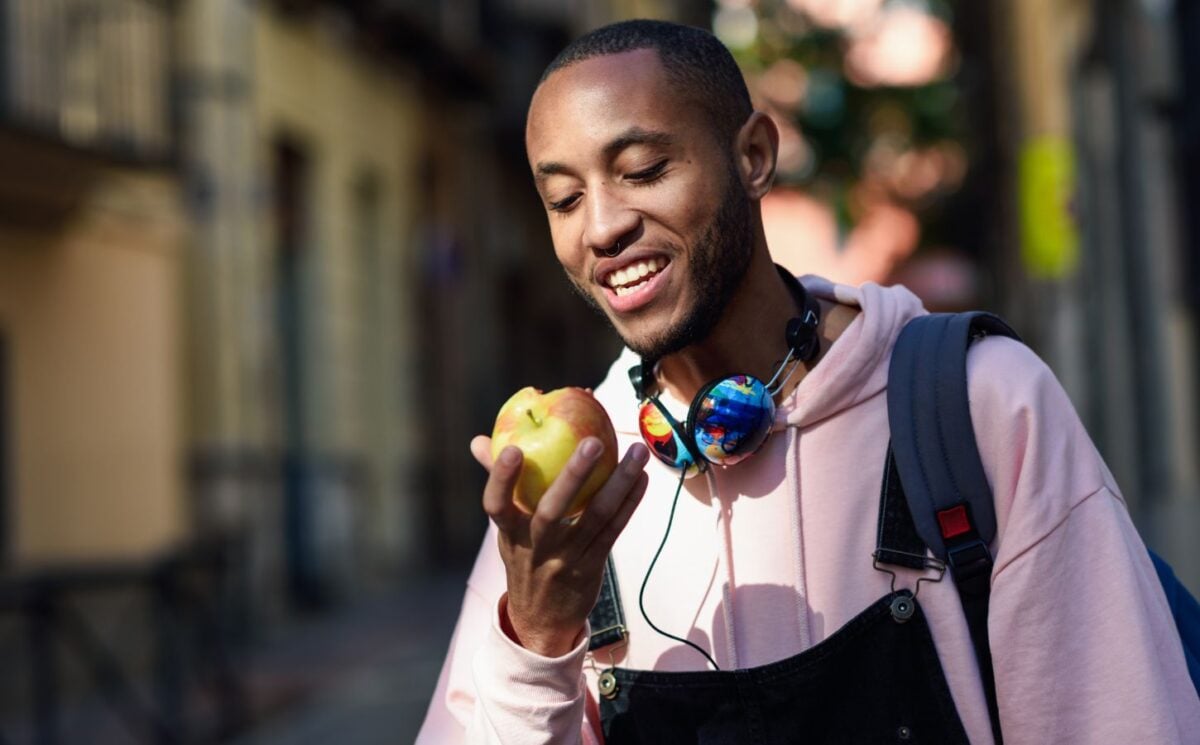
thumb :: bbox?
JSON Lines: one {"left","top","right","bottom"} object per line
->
{"left": 471, "top": 435, "right": 494, "bottom": 472}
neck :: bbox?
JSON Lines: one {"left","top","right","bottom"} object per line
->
{"left": 656, "top": 251, "right": 804, "bottom": 403}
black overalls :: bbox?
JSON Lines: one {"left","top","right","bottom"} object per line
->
{"left": 586, "top": 457, "right": 972, "bottom": 744}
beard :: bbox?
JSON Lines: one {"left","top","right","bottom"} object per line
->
{"left": 565, "top": 171, "right": 755, "bottom": 362}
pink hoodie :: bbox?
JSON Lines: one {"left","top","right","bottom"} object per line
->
{"left": 418, "top": 278, "right": 1200, "bottom": 744}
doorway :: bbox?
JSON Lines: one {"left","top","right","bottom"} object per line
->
{"left": 273, "top": 137, "right": 321, "bottom": 607}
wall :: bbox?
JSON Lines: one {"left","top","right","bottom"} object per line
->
{"left": 0, "top": 170, "right": 186, "bottom": 563}
{"left": 253, "top": 9, "right": 422, "bottom": 583}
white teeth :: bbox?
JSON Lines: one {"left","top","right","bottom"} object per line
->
{"left": 614, "top": 278, "right": 652, "bottom": 297}
{"left": 606, "top": 258, "right": 667, "bottom": 289}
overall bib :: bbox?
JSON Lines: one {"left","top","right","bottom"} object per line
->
{"left": 588, "top": 457, "right": 971, "bottom": 744}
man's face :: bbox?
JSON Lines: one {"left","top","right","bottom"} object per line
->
{"left": 525, "top": 49, "right": 754, "bottom": 361}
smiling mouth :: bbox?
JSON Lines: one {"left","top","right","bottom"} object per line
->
{"left": 603, "top": 257, "right": 669, "bottom": 297}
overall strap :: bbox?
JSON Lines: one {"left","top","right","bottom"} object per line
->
{"left": 874, "top": 446, "right": 930, "bottom": 572}
{"left": 886, "top": 311, "right": 1021, "bottom": 745}
{"left": 588, "top": 555, "right": 628, "bottom": 651}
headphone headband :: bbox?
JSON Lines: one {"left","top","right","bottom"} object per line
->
{"left": 778, "top": 268, "right": 821, "bottom": 362}
{"left": 628, "top": 361, "right": 653, "bottom": 401}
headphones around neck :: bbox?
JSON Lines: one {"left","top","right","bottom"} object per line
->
{"left": 628, "top": 266, "right": 821, "bottom": 476}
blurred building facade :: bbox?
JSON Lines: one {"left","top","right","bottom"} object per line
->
{"left": 0, "top": 0, "right": 186, "bottom": 568}
{"left": 181, "top": 0, "right": 428, "bottom": 616}
{"left": 178, "top": 0, "right": 654, "bottom": 617}
{"left": 971, "top": 0, "right": 1200, "bottom": 589}
{"left": 0, "top": 1, "right": 198, "bottom": 740}
{"left": 0, "top": 0, "right": 671, "bottom": 738}
{"left": 0, "top": 0, "right": 709, "bottom": 653}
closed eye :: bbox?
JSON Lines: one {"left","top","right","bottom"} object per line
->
{"left": 548, "top": 194, "right": 580, "bottom": 213}
{"left": 626, "top": 160, "right": 668, "bottom": 183}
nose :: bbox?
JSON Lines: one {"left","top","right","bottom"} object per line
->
{"left": 581, "top": 184, "right": 639, "bottom": 257}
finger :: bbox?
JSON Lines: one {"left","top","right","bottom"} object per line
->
{"left": 529, "top": 437, "right": 606, "bottom": 539}
{"left": 582, "top": 469, "right": 648, "bottom": 563}
{"left": 481, "top": 445, "right": 526, "bottom": 533}
{"left": 470, "top": 435, "right": 494, "bottom": 472}
{"left": 572, "top": 443, "right": 650, "bottom": 553}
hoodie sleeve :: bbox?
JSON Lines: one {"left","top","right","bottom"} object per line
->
{"left": 967, "top": 336, "right": 1200, "bottom": 744}
{"left": 415, "top": 523, "right": 605, "bottom": 745}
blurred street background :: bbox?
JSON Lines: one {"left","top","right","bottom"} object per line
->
{"left": 0, "top": 0, "right": 1197, "bottom": 743}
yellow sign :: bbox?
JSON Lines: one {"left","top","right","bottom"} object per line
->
{"left": 1019, "top": 137, "right": 1080, "bottom": 279}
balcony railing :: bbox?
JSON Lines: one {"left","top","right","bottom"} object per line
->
{"left": 0, "top": 537, "right": 247, "bottom": 745}
{"left": 0, "top": 0, "right": 174, "bottom": 163}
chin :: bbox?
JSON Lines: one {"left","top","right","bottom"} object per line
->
{"left": 609, "top": 320, "right": 657, "bottom": 357}
{"left": 615, "top": 317, "right": 689, "bottom": 361}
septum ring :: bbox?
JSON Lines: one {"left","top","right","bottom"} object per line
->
{"left": 602, "top": 238, "right": 622, "bottom": 258}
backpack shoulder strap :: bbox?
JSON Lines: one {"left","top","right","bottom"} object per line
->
{"left": 887, "top": 311, "right": 1020, "bottom": 745}
{"left": 888, "top": 312, "right": 1200, "bottom": 725}
{"left": 886, "top": 312, "right": 1020, "bottom": 560}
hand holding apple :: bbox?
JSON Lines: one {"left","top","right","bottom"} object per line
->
{"left": 473, "top": 386, "right": 649, "bottom": 657}
{"left": 490, "top": 386, "right": 619, "bottom": 517}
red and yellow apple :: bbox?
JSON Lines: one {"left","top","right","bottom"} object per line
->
{"left": 491, "top": 386, "right": 619, "bottom": 516}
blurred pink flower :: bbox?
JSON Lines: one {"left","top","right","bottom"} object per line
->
{"left": 758, "top": 59, "right": 809, "bottom": 111}
{"left": 762, "top": 187, "right": 920, "bottom": 286}
{"left": 844, "top": 7, "right": 954, "bottom": 87}
{"left": 786, "top": 0, "right": 884, "bottom": 31}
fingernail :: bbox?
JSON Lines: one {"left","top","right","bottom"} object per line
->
{"left": 629, "top": 443, "right": 650, "bottom": 466}
{"left": 501, "top": 447, "right": 521, "bottom": 466}
{"left": 581, "top": 438, "right": 603, "bottom": 459}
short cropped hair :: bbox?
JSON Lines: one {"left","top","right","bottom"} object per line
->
{"left": 540, "top": 19, "right": 753, "bottom": 148}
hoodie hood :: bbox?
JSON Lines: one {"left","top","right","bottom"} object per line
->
{"left": 591, "top": 275, "right": 927, "bottom": 436}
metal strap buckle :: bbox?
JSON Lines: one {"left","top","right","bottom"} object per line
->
{"left": 588, "top": 633, "right": 628, "bottom": 701}
{"left": 872, "top": 550, "right": 947, "bottom": 600}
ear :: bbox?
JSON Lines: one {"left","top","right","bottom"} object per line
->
{"left": 732, "top": 111, "right": 779, "bottom": 200}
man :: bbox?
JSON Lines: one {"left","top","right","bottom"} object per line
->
{"left": 418, "top": 20, "right": 1200, "bottom": 744}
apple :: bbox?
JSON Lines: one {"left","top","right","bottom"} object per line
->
{"left": 491, "top": 386, "right": 619, "bottom": 516}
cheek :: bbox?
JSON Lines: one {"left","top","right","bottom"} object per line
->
{"left": 549, "top": 224, "right": 585, "bottom": 273}
{"left": 650, "top": 175, "right": 726, "bottom": 229}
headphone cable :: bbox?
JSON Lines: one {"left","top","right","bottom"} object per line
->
{"left": 637, "top": 467, "right": 722, "bottom": 671}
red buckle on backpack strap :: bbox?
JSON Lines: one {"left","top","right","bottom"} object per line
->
{"left": 937, "top": 504, "right": 972, "bottom": 540}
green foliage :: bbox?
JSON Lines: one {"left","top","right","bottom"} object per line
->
{"left": 729, "top": 1, "right": 966, "bottom": 208}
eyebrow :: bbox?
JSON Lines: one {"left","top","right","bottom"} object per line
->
{"left": 534, "top": 127, "right": 675, "bottom": 182}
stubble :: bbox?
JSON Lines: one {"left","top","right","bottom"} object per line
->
{"left": 564, "top": 169, "right": 755, "bottom": 362}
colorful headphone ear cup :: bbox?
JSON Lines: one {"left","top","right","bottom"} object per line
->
{"left": 638, "top": 399, "right": 701, "bottom": 476}
{"left": 688, "top": 375, "right": 775, "bottom": 467}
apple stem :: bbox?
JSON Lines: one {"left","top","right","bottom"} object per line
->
{"left": 526, "top": 409, "right": 542, "bottom": 427}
